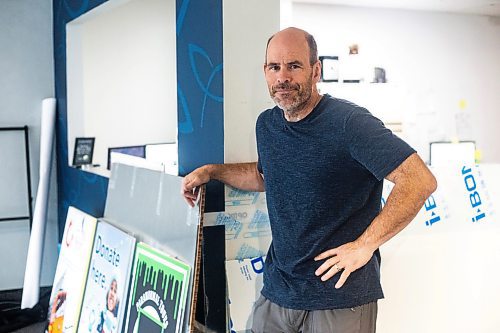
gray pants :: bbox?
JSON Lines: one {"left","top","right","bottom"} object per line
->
{"left": 251, "top": 295, "right": 377, "bottom": 333}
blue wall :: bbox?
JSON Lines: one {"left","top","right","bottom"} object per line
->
{"left": 53, "top": 0, "right": 224, "bottom": 237}
{"left": 176, "top": 0, "right": 224, "bottom": 213}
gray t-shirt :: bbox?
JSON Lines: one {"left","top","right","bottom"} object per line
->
{"left": 256, "top": 94, "right": 415, "bottom": 310}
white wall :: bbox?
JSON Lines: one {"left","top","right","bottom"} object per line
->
{"left": 378, "top": 163, "right": 500, "bottom": 332}
{"left": 67, "top": 0, "right": 177, "bottom": 174}
{"left": 223, "top": 0, "right": 280, "bottom": 162}
{"left": 0, "top": 0, "right": 58, "bottom": 289}
{"left": 289, "top": 4, "right": 500, "bottom": 163}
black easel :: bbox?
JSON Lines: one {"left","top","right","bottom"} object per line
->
{"left": 0, "top": 126, "right": 33, "bottom": 229}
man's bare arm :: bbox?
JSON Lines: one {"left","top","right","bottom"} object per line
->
{"left": 356, "top": 152, "right": 437, "bottom": 250}
{"left": 181, "top": 162, "right": 264, "bottom": 206}
{"left": 315, "top": 153, "right": 437, "bottom": 288}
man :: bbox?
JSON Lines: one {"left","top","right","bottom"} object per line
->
{"left": 182, "top": 27, "right": 436, "bottom": 332}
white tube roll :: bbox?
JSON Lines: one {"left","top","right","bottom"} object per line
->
{"left": 21, "top": 97, "right": 56, "bottom": 309}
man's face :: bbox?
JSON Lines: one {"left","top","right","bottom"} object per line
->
{"left": 264, "top": 33, "right": 319, "bottom": 114}
{"left": 107, "top": 279, "right": 118, "bottom": 312}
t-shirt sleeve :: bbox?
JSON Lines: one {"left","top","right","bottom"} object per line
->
{"left": 345, "top": 108, "right": 415, "bottom": 181}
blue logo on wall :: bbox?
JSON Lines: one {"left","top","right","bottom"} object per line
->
{"left": 424, "top": 194, "right": 441, "bottom": 226}
{"left": 462, "top": 165, "right": 487, "bottom": 222}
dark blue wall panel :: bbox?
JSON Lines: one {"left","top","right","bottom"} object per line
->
{"left": 53, "top": 0, "right": 109, "bottom": 240}
{"left": 176, "top": 0, "right": 224, "bottom": 212}
{"left": 53, "top": 0, "right": 225, "bottom": 236}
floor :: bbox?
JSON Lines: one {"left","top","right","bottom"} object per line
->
{"left": 8, "top": 322, "right": 46, "bottom": 333}
{"left": 0, "top": 287, "right": 50, "bottom": 333}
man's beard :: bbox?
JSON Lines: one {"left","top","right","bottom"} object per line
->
{"left": 270, "top": 76, "right": 313, "bottom": 118}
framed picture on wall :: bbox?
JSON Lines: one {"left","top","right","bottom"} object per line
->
{"left": 319, "top": 56, "right": 339, "bottom": 82}
{"left": 73, "top": 137, "right": 95, "bottom": 167}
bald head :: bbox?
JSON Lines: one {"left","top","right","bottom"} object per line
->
{"left": 265, "top": 27, "right": 318, "bottom": 66}
{"left": 263, "top": 27, "right": 322, "bottom": 119}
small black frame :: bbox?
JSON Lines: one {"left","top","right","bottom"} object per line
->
{"left": 319, "top": 55, "right": 339, "bottom": 82}
{"left": 73, "top": 137, "right": 95, "bottom": 166}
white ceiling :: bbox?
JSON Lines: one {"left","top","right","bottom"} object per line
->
{"left": 293, "top": 0, "right": 500, "bottom": 17}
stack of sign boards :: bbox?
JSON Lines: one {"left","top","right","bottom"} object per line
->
{"left": 47, "top": 206, "right": 196, "bottom": 333}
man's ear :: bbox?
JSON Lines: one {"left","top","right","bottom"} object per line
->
{"left": 313, "top": 60, "right": 322, "bottom": 82}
